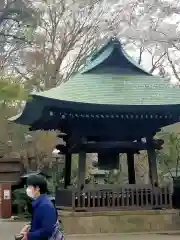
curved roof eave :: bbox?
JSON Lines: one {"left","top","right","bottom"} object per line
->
{"left": 121, "top": 46, "right": 151, "bottom": 76}
{"left": 8, "top": 99, "right": 44, "bottom": 125}
{"left": 8, "top": 93, "right": 180, "bottom": 128}
{"left": 22, "top": 94, "right": 180, "bottom": 112}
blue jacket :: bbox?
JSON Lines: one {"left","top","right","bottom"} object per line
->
{"left": 28, "top": 194, "right": 57, "bottom": 240}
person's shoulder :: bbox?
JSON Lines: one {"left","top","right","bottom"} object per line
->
{"left": 40, "top": 195, "right": 54, "bottom": 208}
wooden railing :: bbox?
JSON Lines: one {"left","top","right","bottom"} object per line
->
{"left": 55, "top": 185, "right": 172, "bottom": 211}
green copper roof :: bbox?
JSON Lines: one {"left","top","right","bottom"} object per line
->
{"left": 33, "top": 74, "right": 180, "bottom": 105}
{"left": 80, "top": 38, "right": 150, "bottom": 75}
{"left": 31, "top": 38, "right": 180, "bottom": 106}
{"left": 0, "top": 38, "right": 163, "bottom": 108}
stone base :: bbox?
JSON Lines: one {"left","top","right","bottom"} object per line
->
{"left": 59, "top": 209, "right": 180, "bottom": 234}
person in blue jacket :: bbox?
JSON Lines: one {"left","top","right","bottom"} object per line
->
{"left": 21, "top": 175, "right": 57, "bottom": 240}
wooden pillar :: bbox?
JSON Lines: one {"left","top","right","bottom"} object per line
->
{"left": 78, "top": 151, "right": 86, "bottom": 189}
{"left": 146, "top": 136, "right": 158, "bottom": 185}
{"left": 127, "top": 152, "right": 136, "bottom": 184}
{"left": 64, "top": 153, "right": 72, "bottom": 188}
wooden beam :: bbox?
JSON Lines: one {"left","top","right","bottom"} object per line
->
{"left": 56, "top": 138, "right": 163, "bottom": 154}
{"left": 30, "top": 119, "right": 162, "bottom": 139}
{"left": 63, "top": 126, "right": 160, "bottom": 139}
{"left": 68, "top": 140, "right": 163, "bottom": 152}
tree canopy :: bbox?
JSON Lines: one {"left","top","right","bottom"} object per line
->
{"left": 0, "top": 0, "right": 180, "bottom": 178}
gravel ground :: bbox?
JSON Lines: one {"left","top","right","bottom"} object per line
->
{"left": 1, "top": 221, "right": 180, "bottom": 240}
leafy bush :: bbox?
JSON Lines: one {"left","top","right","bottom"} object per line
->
{"left": 12, "top": 188, "right": 32, "bottom": 217}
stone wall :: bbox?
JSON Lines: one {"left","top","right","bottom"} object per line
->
{"left": 59, "top": 209, "right": 180, "bottom": 234}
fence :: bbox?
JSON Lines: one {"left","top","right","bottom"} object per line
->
{"left": 56, "top": 185, "right": 172, "bottom": 211}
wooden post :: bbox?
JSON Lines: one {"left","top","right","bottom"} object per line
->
{"left": 127, "top": 152, "right": 136, "bottom": 184}
{"left": 0, "top": 183, "right": 12, "bottom": 218}
{"left": 64, "top": 153, "right": 72, "bottom": 188}
{"left": 78, "top": 151, "right": 86, "bottom": 190}
{"left": 146, "top": 136, "right": 158, "bottom": 185}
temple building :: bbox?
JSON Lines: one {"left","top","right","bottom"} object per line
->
{"left": 11, "top": 37, "right": 180, "bottom": 210}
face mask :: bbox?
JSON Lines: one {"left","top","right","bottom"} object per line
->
{"left": 26, "top": 187, "right": 35, "bottom": 199}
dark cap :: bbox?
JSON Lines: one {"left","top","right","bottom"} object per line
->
{"left": 26, "top": 175, "right": 49, "bottom": 194}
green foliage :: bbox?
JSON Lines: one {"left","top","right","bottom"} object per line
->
{"left": 48, "top": 167, "right": 64, "bottom": 192}
{"left": 48, "top": 154, "right": 80, "bottom": 190}
{"left": 12, "top": 188, "right": 31, "bottom": 217}
{"left": 0, "top": 74, "right": 29, "bottom": 154}
{"left": 0, "top": 78, "right": 28, "bottom": 101}
{"left": 106, "top": 170, "right": 128, "bottom": 184}
{"left": 71, "top": 154, "right": 79, "bottom": 185}
{"left": 157, "top": 132, "right": 180, "bottom": 178}
{"left": 0, "top": 0, "right": 37, "bottom": 45}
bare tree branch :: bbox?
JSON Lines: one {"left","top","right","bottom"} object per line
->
{"left": 167, "top": 50, "right": 180, "bottom": 81}
{"left": 0, "top": 32, "right": 31, "bottom": 43}
{"left": 149, "top": 52, "right": 166, "bottom": 74}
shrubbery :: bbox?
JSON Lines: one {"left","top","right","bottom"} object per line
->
{"left": 12, "top": 188, "right": 32, "bottom": 218}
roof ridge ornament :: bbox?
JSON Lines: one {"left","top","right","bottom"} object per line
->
{"left": 88, "top": 37, "right": 120, "bottom": 63}
{"left": 80, "top": 36, "right": 150, "bottom": 75}
{"left": 111, "top": 36, "right": 121, "bottom": 45}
